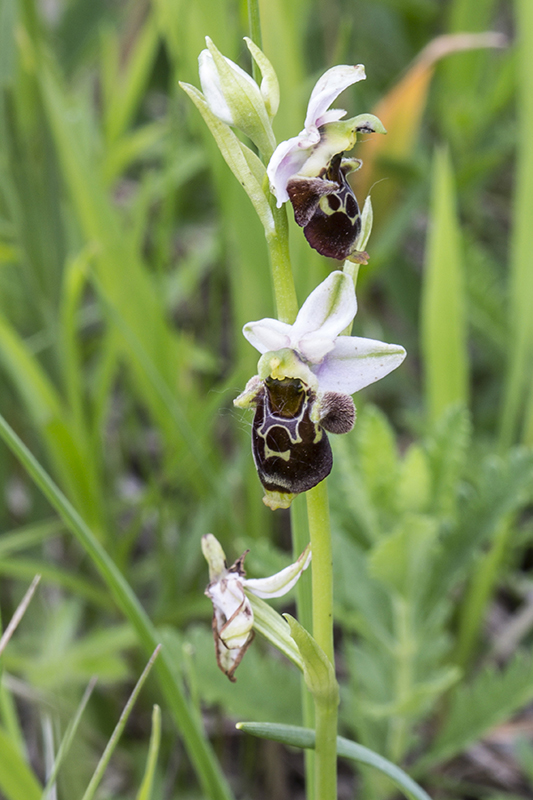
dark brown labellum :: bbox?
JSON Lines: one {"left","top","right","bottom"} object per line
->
{"left": 251, "top": 377, "right": 332, "bottom": 499}
{"left": 287, "top": 153, "right": 361, "bottom": 260}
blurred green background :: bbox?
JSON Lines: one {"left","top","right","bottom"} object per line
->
{"left": 1, "top": 0, "right": 533, "bottom": 798}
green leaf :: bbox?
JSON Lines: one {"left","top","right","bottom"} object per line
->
{"left": 80, "top": 647, "right": 160, "bottom": 800}
{"left": 397, "top": 444, "right": 431, "bottom": 514}
{"left": 284, "top": 615, "right": 338, "bottom": 706}
{"left": 421, "top": 651, "right": 533, "bottom": 768}
{"left": 0, "top": 726, "right": 42, "bottom": 800}
{"left": 421, "top": 146, "right": 469, "bottom": 424}
{"left": 501, "top": 0, "right": 533, "bottom": 446}
{"left": 236, "top": 722, "right": 432, "bottom": 800}
{"left": 425, "top": 405, "right": 471, "bottom": 516}
{"left": 356, "top": 406, "right": 399, "bottom": 517}
{"left": 368, "top": 515, "right": 439, "bottom": 599}
{"left": 135, "top": 705, "right": 162, "bottom": 800}
{"left": 0, "top": 412, "right": 234, "bottom": 800}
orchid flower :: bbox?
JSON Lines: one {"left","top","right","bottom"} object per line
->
{"left": 234, "top": 271, "right": 406, "bottom": 509}
{"left": 267, "top": 65, "right": 385, "bottom": 261}
{"left": 202, "top": 534, "right": 311, "bottom": 681}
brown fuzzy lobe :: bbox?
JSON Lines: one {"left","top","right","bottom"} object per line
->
{"left": 319, "top": 392, "right": 356, "bottom": 434}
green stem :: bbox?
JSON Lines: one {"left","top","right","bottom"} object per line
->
{"left": 0, "top": 413, "right": 234, "bottom": 800}
{"left": 247, "top": 0, "right": 263, "bottom": 84}
{"left": 307, "top": 482, "right": 334, "bottom": 663}
{"left": 267, "top": 205, "right": 299, "bottom": 324}
{"left": 291, "top": 496, "right": 315, "bottom": 799}
{"left": 314, "top": 702, "right": 338, "bottom": 800}
{"left": 306, "top": 481, "right": 337, "bottom": 800}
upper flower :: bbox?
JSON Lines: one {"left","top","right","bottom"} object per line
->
{"left": 267, "top": 65, "right": 384, "bottom": 208}
{"left": 202, "top": 534, "right": 311, "bottom": 680}
{"left": 243, "top": 270, "right": 406, "bottom": 395}
{"left": 267, "top": 65, "right": 365, "bottom": 206}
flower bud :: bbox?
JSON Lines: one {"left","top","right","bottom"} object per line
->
{"left": 199, "top": 37, "right": 276, "bottom": 157}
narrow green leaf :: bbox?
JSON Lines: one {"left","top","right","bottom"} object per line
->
{"left": 104, "top": 15, "right": 160, "bottom": 144}
{"left": 81, "top": 647, "right": 160, "bottom": 800}
{"left": 0, "top": 413, "right": 234, "bottom": 800}
{"left": 421, "top": 146, "right": 469, "bottom": 424}
{"left": 0, "top": 726, "right": 42, "bottom": 800}
{"left": 135, "top": 705, "right": 162, "bottom": 800}
{"left": 41, "top": 677, "right": 97, "bottom": 799}
{"left": 505, "top": 0, "right": 533, "bottom": 446}
{"left": 236, "top": 722, "right": 432, "bottom": 800}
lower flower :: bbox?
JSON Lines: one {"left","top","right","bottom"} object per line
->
{"left": 202, "top": 534, "right": 311, "bottom": 680}
{"left": 235, "top": 374, "right": 355, "bottom": 510}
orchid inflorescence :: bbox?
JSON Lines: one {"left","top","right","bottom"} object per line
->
{"left": 183, "top": 38, "right": 406, "bottom": 680}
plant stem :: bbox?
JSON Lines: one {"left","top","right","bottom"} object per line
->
{"left": 247, "top": 0, "right": 263, "bottom": 83}
{"left": 291, "top": 495, "right": 315, "bottom": 799}
{"left": 306, "top": 481, "right": 338, "bottom": 800}
{"left": 267, "top": 205, "right": 299, "bottom": 323}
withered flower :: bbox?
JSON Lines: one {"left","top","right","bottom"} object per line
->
{"left": 202, "top": 534, "right": 311, "bottom": 681}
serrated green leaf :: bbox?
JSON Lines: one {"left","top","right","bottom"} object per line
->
{"left": 397, "top": 444, "right": 431, "bottom": 514}
{"left": 426, "top": 405, "right": 471, "bottom": 516}
{"left": 421, "top": 651, "right": 533, "bottom": 768}
{"left": 356, "top": 405, "right": 400, "bottom": 520}
{"left": 368, "top": 515, "right": 439, "bottom": 599}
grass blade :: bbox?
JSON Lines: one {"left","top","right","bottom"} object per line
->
{"left": 41, "top": 677, "right": 97, "bottom": 800}
{"left": 0, "top": 575, "right": 41, "bottom": 658}
{"left": 81, "top": 648, "right": 160, "bottom": 800}
{"left": 503, "top": 0, "right": 533, "bottom": 446}
{"left": 0, "top": 412, "right": 235, "bottom": 800}
{"left": 135, "top": 705, "right": 162, "bottom": 800}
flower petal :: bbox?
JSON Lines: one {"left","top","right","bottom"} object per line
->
{"left": 304, "top": 64, "right": 366, "bottom": 131}
{"left": 198, "top": 50, "right": 234, "bottom": 125}
{"left": 291, "top": 271, "right": 357, "bottom": 361}
{"left": 267, "top": 135, "right": 312, "bottom": 206}
{"left": 243, "top": 318, "right": 293, "bottom": 354}
{"left": 313, "top": 336, "right": 406, "bottom": 394}
{"left": 244, "top": 545, "right": 311, "bottom": 598}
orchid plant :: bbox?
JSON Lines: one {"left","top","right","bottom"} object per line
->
{"left": 182, "top": 21, "right": 414, "bottom": 800}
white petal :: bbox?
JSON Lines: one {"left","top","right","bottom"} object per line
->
{"left": 313, "top": 336, "right": 406, "bottom": 394}
{"left": 304, "top": 64, "right": 366, "bottom": 131}
{"left": 243, "top": 318, "right": 292, "bottom": 354}
{"left": 266, "top": 135, "right": 311, "bottom": 206}
{"left": 198, "top": 50, "right": 234, "bottom": 124}
{"left": 291, "top": 271, "right": 357, "bottom": 362}
{"left": 244, "top": 546, "right": 311, "bottom": 598}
